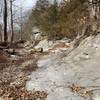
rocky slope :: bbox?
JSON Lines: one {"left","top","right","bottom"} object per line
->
{"left": 26, "top": 34, "right": 100, "bottom": 100}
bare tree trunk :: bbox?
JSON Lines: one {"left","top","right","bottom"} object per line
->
{"left": 0, "top": 31, "right": 2, "bottom": 42}
{"left": 0, "top": 24, "right": 2, "bottom": 42}
{"left": 10, "top": 0, "right": 14, "bottom": 43}
{"left": 99, "top": 0, "right": 100, "bottom": 11}
{"left": 4, "top": 0, "right": 8, "bottom": 43}
{"left": 20, "top": 6, "right": 23, "bottom": 41}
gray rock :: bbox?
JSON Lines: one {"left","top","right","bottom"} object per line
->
{"left": 26, "top": 34, "right": 100, "bottom": 100}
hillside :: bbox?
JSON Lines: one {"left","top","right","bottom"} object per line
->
{"left": 25, "top": 34, "right": 100, "bottom": 100}
{"left": 1, "top": 0, "right": 100, "bottom": 100}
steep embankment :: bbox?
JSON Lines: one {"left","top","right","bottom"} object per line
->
{"left": 26, "top": 34, "right": 100, "bottom": 100}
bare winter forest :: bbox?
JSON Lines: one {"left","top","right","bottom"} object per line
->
{"left": 1, "top": 0, "right": 100, "bottom": 100}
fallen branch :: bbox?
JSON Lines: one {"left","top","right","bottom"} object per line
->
{"left": 0, "top": 45, "right": 9, "bottom": 50}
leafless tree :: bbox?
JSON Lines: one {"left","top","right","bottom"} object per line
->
{"left": 4, "top": 0, "right": 8, "bottom": 43}
{"left": 10, "top": 0, "right": 14, "bottom": 43}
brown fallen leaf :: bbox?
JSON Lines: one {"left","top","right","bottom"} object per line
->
{"left": 68, "top": 84, "right": 92, "bottom": 98}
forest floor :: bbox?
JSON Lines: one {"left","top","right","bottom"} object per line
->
{"left": 1, "top": 34, "right": 100, "bottom": 100}
{"left": 0, "top": 42, "right": 48, "bottom": 100}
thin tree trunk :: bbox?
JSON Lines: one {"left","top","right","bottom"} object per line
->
{"left": 4, "top": 0, "right": 8, "bottom": 43}
{"left": 10, "top": 0, "right": 14, "bottom": 43}
{"left": 0, "top": 25, "right": 2, "bottom": 42}
{"left": 0, "top": 32, "right": 2, "bottom": 42}
{"left": 20, "top": 6, "right": 23, "bottom": 41}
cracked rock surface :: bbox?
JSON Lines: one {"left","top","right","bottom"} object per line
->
{"left": 26, "top": 34, "right": 100, "bottom": 100}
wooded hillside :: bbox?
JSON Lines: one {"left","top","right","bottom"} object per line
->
{"left": 24, "top": 0, "right": 100, "bottom": 40}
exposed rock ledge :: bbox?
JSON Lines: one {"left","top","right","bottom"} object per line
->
{"left": 26, "top": 34, "right": 100, "bottom": 100}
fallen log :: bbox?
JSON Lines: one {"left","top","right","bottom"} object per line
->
{"left": 4, "top": 49, "right": 15, "bottom": 55}
{"left": 0, "top": 45, "right": 9, "bottom": 50}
